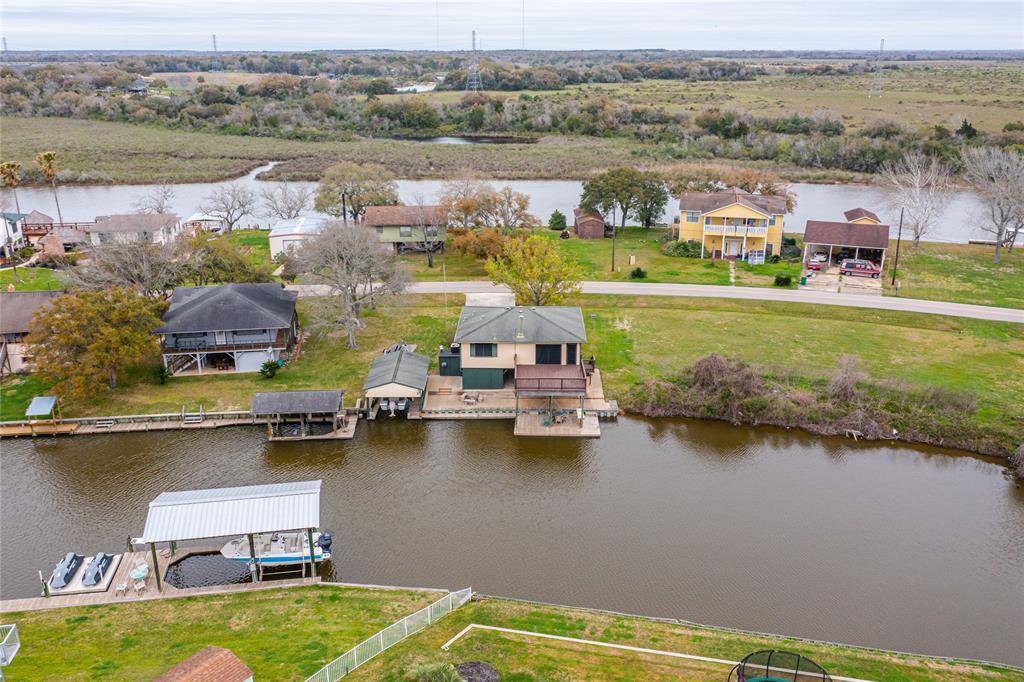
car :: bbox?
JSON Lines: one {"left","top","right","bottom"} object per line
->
{"left": 49, "top": 552, "right": 84, "bottom": 589}
{"left": 81, "top": 552, "right": 113, "bottom": 587}
{"left": 806, "top": 258, "right": 823, "bottom": 271}
{"left": 839, "top": 258, "right": 881, "bottom": 278}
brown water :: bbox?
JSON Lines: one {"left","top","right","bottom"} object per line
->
{"left": 2, "top": 418, "right": 1022, "bottom": 665}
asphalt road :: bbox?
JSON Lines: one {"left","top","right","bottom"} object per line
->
{"left": 287, "top": 281, "right": 1024, "bottom": 323}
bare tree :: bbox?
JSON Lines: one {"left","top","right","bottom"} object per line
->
{"left": 437, "top": 177, "right": 494, "bottom": 229}
{"left": 132, "top": 181, "right": 177, "bottom": 214}
{"left": 260, "top": 182, "right": 314, "bottom": 220}
{"left": 298, "top": 222, "right": 407, "bottom": 348}
{"left": 199, "top": 182, "right": 257, "bottom": 233}
{"left": 880, "top": 151, "right": 953, "bottom": 247}
{"left": 960, "top": 147, "right": 1024, "bottom": 264}
{"left": 67, "top": 241, "right": 182, "bottom": 299}
{"left": 407, "top": 194, "right": 444, "bottom": 268}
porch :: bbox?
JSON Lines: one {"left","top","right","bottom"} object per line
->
{"left": 163, "top": 348, "right": 280, "bottom": 375}
{"left": 700, "top": 230, "right": 769, "bottom": 261}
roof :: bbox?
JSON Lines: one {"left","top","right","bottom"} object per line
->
{"left": 678, "top": 188, "right": 787, "bottom": 216}
{"left": 268, "top": 215, "right": 328, "bottom": 238}
{"left": 47, "top": 227, "right": 88, "bottom": 243}
{"left": 0, "top": 290, "right": 62, "bottom": 335}
{"left": 843, "top": 207, "right": 881, "bottom": 223}
{"left": 91, "top": 214, "right": 179, "bottom": 234}
{"left": 364, "top": 349, "right": 430, "bottom": 392}
{"left": 136, "top": 480, "right": 322, "bottom": 543}
{"left": 363, "top": 205, "right": 443, "bottom": 227}
{"left": 1, "top": 212, "right": 26, "bottom": 223}
{"left": 454, "top": 306, "right": 587, "bottom": 344}
{"left": 573, "top": 208, "right": 604, "bottom": 225}
{"left": 155, "top": 645, "right": 253, "bottom": 682}
{"left": 25, "top": 396, "right": 57, "bottom": 417}
{"left": 156, "top": 284, "right": 297, "bottom": 334}
{"left": 804, "top": 221, "right": 890, "bottom": 249}
{"left": 184, "top": 213, "right": 225, "bottom": 224}
{"left": 251, "top": 390, "right": 343, "bottom": 415}
{"left": 464, "top": 292, "right": 517, "bottom": 307}
{"left": 23, "top": 210, "right": 54, "bottom": 225}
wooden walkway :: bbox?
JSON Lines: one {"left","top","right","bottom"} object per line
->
{"left": 514, "top": 412, "right": 601, "bottom": 438}
{"left": 1, "top": 544, "right": 320, "bottom": 613}
{"left": 0, "top": 416, "right": 259, "bottom": 439}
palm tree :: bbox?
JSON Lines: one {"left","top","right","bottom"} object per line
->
{"left": 0, "top": 162, "right": 23, "bottom": 213}
{"left": 34, "top": 151, "right": 64, "bottom": 224}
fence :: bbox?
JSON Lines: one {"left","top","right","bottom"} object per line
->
{"left": 0, "top": 624, "right": 20, "bottom": 668}
{"left": 305, "top": 588, "right": 472, "bottom": 682}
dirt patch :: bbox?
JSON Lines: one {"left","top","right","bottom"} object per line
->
{"left": 457, "top": 661, "right": 501, "bottom": 682}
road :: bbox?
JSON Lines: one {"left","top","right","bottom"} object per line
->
{"left": 286, "top": 281, "right": 1024, "bottom": 324}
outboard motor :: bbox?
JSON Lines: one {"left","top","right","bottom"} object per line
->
{"left": 316, "top": 532, "right": 333, "bottom": 552}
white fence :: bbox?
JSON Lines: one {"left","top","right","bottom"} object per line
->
{"left": 0, "top": 624, "right": 20, "bottom": 668}
{"left": 305, "top": 588, "right": 472, "bottom": 682}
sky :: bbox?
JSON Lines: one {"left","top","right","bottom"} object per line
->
{"left": 1, "top": 0, "right": 1022, "bottom": 52}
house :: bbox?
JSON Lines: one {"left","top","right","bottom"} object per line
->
{"left": 803, "top": 208, "right": 889, "bottom": 267}
{"left": 38, "top": 227, "right": 88, "bottom": 256}
{"left": 183, "top": 212, "right": 228, "bottom": 234}
{"left": 573, "top": 208, "right": 606, "bottom": 239}
{"left": 87, "top": 213, "right": 182, "bottom": 246}
{"left": 0, "top": 212, "right": 26, "bottom": 258}
{"left": 0, "top": 290, "right": 61, "bottom": 375}
{"left": 156, "top": 283, "right": 298, "bottom": 375}
{"left": 675, "top": 187, "right": 787, "bottom": 262}
{"left": 126, "top": 78, "right": 150, "bottom": 95}
{"left": 362, "top": 205, "right": 446, "bottom": 252}
{"left": 155, "top": 645, "right": 253, "bottom": 682}
{"left": 22, "top": 210, "right": 54, "bottom": 227}
{"left": 442, "top": 305, "right": 587, "bottom": 390}
{"left": 268, "top": 215, "right": 328, "bottom": 259}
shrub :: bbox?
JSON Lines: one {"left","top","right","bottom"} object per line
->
{"left": 259, "top": 360, "right": 278, "bottom": 378}
{"left": 662, "top": 239, "right": 703, "bottom": 258}
{"left": 629, "top": 267, "right": 647, "bottom": 279}
{"left": 828, "top": 354, "right": 864, "bottom": 403}
{"left": 773, "top": 273, "right": 792, "bottom": 287}
{"left": 404, "top": 662, "right": 463, "bottom": 682}
{"left": 548, "top": 209, "right": 567, "bottom": 231}
{"left": 451, "top": 228, "right": 509, "bottom": 260}
{"left": 154, "top": 364, "right": 171, "bottom": 385}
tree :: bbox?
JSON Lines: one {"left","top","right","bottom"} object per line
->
{"left": 298, "top": 222, "right": 407, "bottom": 348}
{"left": 178, "top": 231, "right": 273, "bottom": 285}
{"left": 132, "top": 181, "right": 176, "bottom": 214}
{"left": 484, "top": 186, "right": 537, "bottom": 232}
{"left": 663, "top": 165, "right": 726, "bottom": 196}
{"left": 437, "top": 177, "right": 494, "bottom": 229}
{"left": 880, "top": 151, "right": 954, "bottom": 247}
{"left": 633, "top": 171, "right": 669, "bottom": 228}
{"left": 407, "top": 194, "right": 443, "bottom": 268}
{"left": 548, "top": 209, "right": 567, "bottom": 231}
{"left": 67, "top": 241, "right": 182, "bottom": 298}
{"left": 260, "top": 182, "right": 313, "bottom": 220}
{"left": 34, "top": 150, "right": 64, "bottom": 224}
{"left": 580, "top": 167, "right": 644, "bottom": 271}
{"left": 26, "top": 287, "right": 163, "bottom": 397}
{"left": 485, "top": 234, "right": 582, "bottom": 306}
{"left": 199, "top": 182, "right": 257, "bottom": 233}
{"left": 960, "top": 147, "right": 1024, "bottom": 264}
{"left": 0, "top": 161, "right": 23, "bottom": 213}
{"left": 721, "top": 168, "right": 797, "bottom": 213}
{"left": 314, "top": 161, "right": 398, "bottom": 221}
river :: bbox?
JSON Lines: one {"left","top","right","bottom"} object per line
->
{"left": 14, "top": 164, "right": 992, "bottom": 243}
{"left": 2, "top": 418, "right": 1021, "bottom": 665}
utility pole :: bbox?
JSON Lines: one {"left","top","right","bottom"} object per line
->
{"left": 465, "top": 30, "right": 482, "bottom": 91}
{"left": 890, "top": 207, "right": 904, "bottom": 288}
{"left": 869, "top": 38, "right": 885, "bottom": 98}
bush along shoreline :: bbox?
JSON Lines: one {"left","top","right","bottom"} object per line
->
{"left": 621, "top": 354, "right": 1021, "bottom": 461}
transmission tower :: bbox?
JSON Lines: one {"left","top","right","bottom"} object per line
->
{"left": 868, "top": 38, "right": 885, "bottom": 98}
{"left": 211, "top": 33, "right": 223, "bottom": 72}
{"left": 1, "top": 38, "right": 8, "bottom": 59}
{"left": 465, "top": 30, "right": 482, "bottom": 91}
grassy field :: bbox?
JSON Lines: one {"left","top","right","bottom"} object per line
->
{"left": 222, "top": 228, "right": 274, "bottom": 269}
{"left": 881, "top": 241, "right": 1024, "bottom": 308}
{"left": 1, "top": 585, "right": 439, "bottom": 681}
{"left": 0, "top": 266, "right": 63, "bottom": 291}
{"left": 3, "top": 293, "right": 1020, "bottom": 447}
{"left": 352, "top": 597, "right": 1024, "bottom": 682}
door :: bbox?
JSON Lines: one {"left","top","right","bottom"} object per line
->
{"left": 566, "top": 343, "right": 577, "bottom": 365}
{"left": 215, "top": 331, "right": 227, "bottom": 345}
{"left": 535, "top": 344, "right": 562, "bottom": 365}
{"left": 725, "top": 239, "right": 740, "bottom": 257}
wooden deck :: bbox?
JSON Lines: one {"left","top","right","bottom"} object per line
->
{"left": 514, "top": 411, "right": 601, "bottom": 437}
{"left": 1, "top": 416, "right": 259, "bottom": 438}
{"left": 1, "top": 544, "right": 320, "bottom": 613}
{"left": 267, "top": 418, "right": 358, "bottom": 441}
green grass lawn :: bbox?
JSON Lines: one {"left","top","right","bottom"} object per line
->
{"left": 882, "top": 241, "right": 1024, "bottom": 309}
{"left": 0, "top": 266, "right": 63, "bottom": 291}
{"left": 351, "top": 598, "right": 1022, "bottom": 682}
{"left": 1, "top": 585, "right": 439, "bottom": 681}
{"left": 222, "top": 228, "right": 274, "bottom": 270}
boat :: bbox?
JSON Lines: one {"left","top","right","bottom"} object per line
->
{"left": 220, "top": 531, "right": 332, "bottom": 566}
{"left": 48, "top": 552, "right": 83, "bottom": 589}
{"left": 81, "top": 552, "right": 113, "bottom": 587}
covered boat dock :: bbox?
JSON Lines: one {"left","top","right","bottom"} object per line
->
{"left": 363, "top": 346, "right": 430, "bottom": 419}
{"left": 250, "top": 389, "right": 355, "bottom": 440}
{"left": 513, "top": 364, "right": 600, "bottom": 437}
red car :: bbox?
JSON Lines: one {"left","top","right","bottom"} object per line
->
{"left": 806, "top": 258, "right": 823, "bottom": 271}
{"left": 839, "top": 258, "right": 881, "bottom": 278}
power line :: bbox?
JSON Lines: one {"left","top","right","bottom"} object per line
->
{"left": 868, "top": 38, "right": 884, "bottom": 98}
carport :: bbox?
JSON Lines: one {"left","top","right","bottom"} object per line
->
{"left": 803, "top": 220, "right": 889, "bottom": 268}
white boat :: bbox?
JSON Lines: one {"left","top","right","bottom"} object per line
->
{"left": 220, "top": 531, "right": 332, "bottom": 566}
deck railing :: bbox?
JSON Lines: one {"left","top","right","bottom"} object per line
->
{"left": 305, "top": 588, "right": 473, "bottom": 682}
{"left": 0, "top": 624, "right": 20, "bottom": 668}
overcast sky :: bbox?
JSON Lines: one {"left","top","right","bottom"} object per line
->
{"left": 2, "top": 1, "right": 1022, "bottom": 52}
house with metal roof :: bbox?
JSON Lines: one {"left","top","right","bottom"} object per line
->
{"left": 673, "top": 187, "right": 788, "bottom": 263}
{"left": 443, "top": 306, "right": 587, "bottom": 390}
{"left": 268, "top": 215, "right": 329, "bottom": 259}
{"left": 362, "top": 205, "right": 446, "bottom": 253}
{"left": 364, "top": 347, "right": 430, "bottom": 414}
{"left": 156, "top": 283, "right": 298, "bottom": 376}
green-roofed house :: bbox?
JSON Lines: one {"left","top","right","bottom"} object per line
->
{"left": 1, "top": 212, "right": 27, "bottom": 259}
{"left": 447, "top": 306, "right": 588, "bottom": 391}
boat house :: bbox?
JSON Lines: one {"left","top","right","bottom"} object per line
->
{"left": 363, "top": 345, "right": 430, "bottom": 417}
{"left": 156, "top": 283, "right": 298, "bottom": 376}
{"left": 251, "top": 390, "right": 352, "bottom": 440}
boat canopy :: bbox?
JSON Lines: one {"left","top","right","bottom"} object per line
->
{"left": 25, "top": 396, "right": 57, "bottom": 417}
{"left": 134, "top": 480, "right": 321, "bottom": 544}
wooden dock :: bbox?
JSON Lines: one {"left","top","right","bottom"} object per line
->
{"left": 514, "top": 411, "right": 601, "bottom": 437}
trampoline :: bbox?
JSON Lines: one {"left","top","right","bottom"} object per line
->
{"left": 728, "top": 649, "right": 832, "bottom": 682}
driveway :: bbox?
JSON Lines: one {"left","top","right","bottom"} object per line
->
{"left": 286, "top": 281, "right": 1024, "bottom": 324}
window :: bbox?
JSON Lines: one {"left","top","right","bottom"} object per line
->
{"left": 425, "top": 225, "right": 439, "bottom": 237}
{"left": 686, "top": 211, "right": 700, "bottom": 223}
{"left": 470, "top": 343, "right": 497, "bottom": 357}
{"left": 399, "top": 226, "right": 412, "bottom": 238}
{"left": 535, "top": 344, "right": 562, "bottom": 365}
{"left": 704, "top": 217, "right": 712, "bottom": 225}
{"left": 566, "top": 343, "right": 577, "bottom": 365}
{"left": 769, "top": 215, "right": 777, "bottom": 226}
{"left": 234, "top": 329, "right": 266, "bottom": 336}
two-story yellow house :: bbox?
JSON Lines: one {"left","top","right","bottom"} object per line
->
{"left": 675, "top": 187, "right": 787, "bottom": 262}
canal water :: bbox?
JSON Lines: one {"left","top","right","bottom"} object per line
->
{"left": 2, "top": 418, "right": 1021, "bottom": 666}
{"left": 14, "top": 164, "right": 991, "bottom": 243}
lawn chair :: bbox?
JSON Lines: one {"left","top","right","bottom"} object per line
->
{"left": 133, "top": 579, "right": 147, "bottom": 595}
{"left": 114, "top": 581, "right": 128, "bottom": 597}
